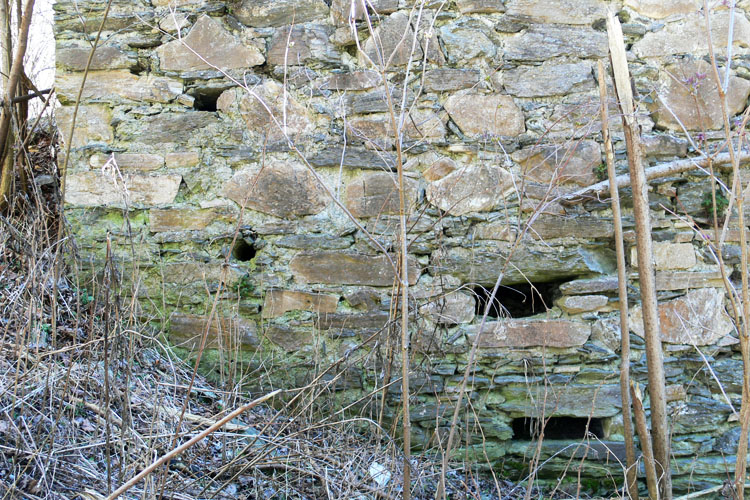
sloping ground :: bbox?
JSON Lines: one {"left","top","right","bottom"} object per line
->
{"left": 0, "top": 126, "right": 552, "bottom": 500}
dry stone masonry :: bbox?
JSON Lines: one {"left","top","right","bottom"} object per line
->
{"left": 55, "top": 0, "right": 750, "bottom": 494}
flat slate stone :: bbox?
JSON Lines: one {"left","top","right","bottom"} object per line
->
{"left": 157, "top": 15, "right": 264, "bottom": 71}
{"left": 309, "top": 147, "right": 395, "bottom": 170}
{"left": 505, "top": 0, "right": 607, "bottom": 24}
{"left": 504, "top": 25, "right": 606, "bottom": 61}
{"left": 89, "top": 153, "right": 164, "bottom": 172}
{"left": 557, "top": 294, "right": 609, "bottom": 314}
{"left": 169, "top": 312, "right": 259, "bottom": 351}
{"left": 513, "top": 140, "right": 600, "bottom": 186}
{"left": 423, "top": 68, "right": 481, "bottom": 92}
{"left": 266, "top": 325, "right": 313, "bottom": 351}
{"left": 500, "top": 383, "right": 621, "bottom": 417}
{"left": 290, "top": 251, "right": 420, "bottom": 286}
{"left": 443, "top": 93, "right": 525, "bottom": 138}
{"left": 262, "top": 289, "right": 339, "bottom": 318}
{"left": 120, "top": 111, "right": 220, "bottom": 145}
{"left": 65, "top": 172, "right": 181, "bottom": 207}
{"left": 419, "top": 291, "right": 476, "bottom": 324}
{"left": 57, "top": 44, "right": 135, "bottom": 71}
{"left": 631, "top": 241, "right": 696, "bottom": 270}
{"left": 150, "top": 207, "right": 234, "bottom": 232}
{"left": 223, "top": 161, "right": 329, "bottom": 218}
{"left": 468, "top": 319, "right": 591, "bottom": 348}
{"left": 322, "top": 71, "right": 381, "bottom": 90}
{"left": 57, "top": 70, "right": 183, "bottom": 105}
{"left": 624, "top": 0, "right": 699, "bottom": 19}
{"left": 235, "top": 0, "right": 329, "bottom": 27}
{"left": 559, "top": 276, "right": 619, "bottom": 295}
{"left": 268, "top": 24, "right": 340, "bottom": 66}
{"left": 503, "top": 61, "right": 594, "bottom": 98}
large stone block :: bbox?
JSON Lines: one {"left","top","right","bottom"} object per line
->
{"left": 89, "top": 153, "right": 164, "bottom": 172}
{"left": 504, "top": 25, "right": 606, "bottom": 61}
{"left": 265, "top": 325, "right": 314, "bottom": 351}
{"left": 631, "top": 242, "right": 696, "bottom": 270}
{"left": 150, "top": 207, "right": 235, "bottom": 232}
{"left": 345, "top": 171, "right": 418, "bottom": 217}
{"left": 309, "top": 147, "right": 395, "bottom": 170}
{"left": 419, "top": 291, "right": 476, "bottom": 324}
{"left": 268, "top": 24, "right": 340, "bottom": 66}
{"left": 443, "top": 93, "right": 525, "bottom": 138}
{"left": 290, "top": 252, "right": 420, "bottom": 286}
{"left": 56, "top": 70, "right": 182, "bottom": 104}
{"left": 505, "top": 0, "right": 607, "bottom": 24}
{"left": 169, "top": 312, "right": 260, "bottom": 351}
{"left": 439, "top": 19, "right": 496, "bottom": 63}
{"left": 223, "top": 161, "right": 329, "bottom": 218}
{"left": 65, "top": 172, "right": 181, "bottom": 207}
{"left": 362, "top": 12, "right": 422, "bottom": 66}
{"left": 633, "top": 10, "right": 750, "bottom": 58}
{"left": 235, "top": 0, "right": 329, "bottom": 27}
{"left": 217, "top": 83, "right": 312, "bottom": 143}
{"left": 57, "top": 44, "right": 135, "bottom": 71}
{"left": 649, "top": 60, "right": 750, "bottom": 131}
{"left": 423, "top": 68, "right": 480, "bottom": 92}
{"left": 119, "top": 111, "right": 220, "bottom": 145}
{"left": 500, "top": 384, "right": 621, "bottom": 418}
{"left": 624, "top": 0, "right": 699, "bottom": 19}
{"left": 346, "top": 110, "right": 446, "bottom": 147}
{"left": 513, "top": 140, "right": 600, "bottom": 186}
{"left": 503, "top": 61, "right": 594, "bottom": 98}
{"left": 322, "top": 71, "right": 381, "bottom": 90}
{"left": 630, "top": 288, "right": 732, "bottom": 345}
{"left": 156, "top": 15, "right": 264, "bottom": 71}
{"left": 468, "top": 319, "right": 591, "bottom": 348}
{"left": 434, "top": 243, "right": 616, "bottom": 286}
{"left": 262, "top": 289, "right": 339, "bottom": 318}
{"left": 56, "top": 105, "right": 113, "bottom": 149}
{"left": 426, "top": 163, "right": 515, "bottom": 216}
{"left": 557, "top": 294, "right": 609, "bottom": 314}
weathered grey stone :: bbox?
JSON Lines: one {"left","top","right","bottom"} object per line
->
{"left": 423, "top": 68, "right": 480, "bottom": 93}
{"left": 150, "top": 207, "right": 234, "bottom": 232}
{"left": 419, "top": 292, "right": 476, "bottom": 324}
{"left": 331, "top": 0, "right": 398, "bottom": 23}
{"left": 504, "top": 25, "right": 606, "bottom": 61}
{"left": 630, "top": 288, "right": 732, "bottom": 345}
{"left": 468, "top": 319, "right": 591, "bottom": 348}
{"left": 160, "top": 262, "right": 242, "bottom": 288}
{"left": 57, "top": 44, "right": 135, "bottom": 71}
{"left": 506, "top": 0, "right": 606, "bottom": 24}
{"left": 633, "top": 10, "right": 750, "bottom": 58}
{"left": 345, "top": 171, "right": 418, "bottom": 217}
{"left": 560, "top": 276, "right": 618, "bottom": 295}
{"left": 363, "top": 12, "right": 422, "bottom": 66}
{"left": 444, "top": 93, "right": 525, "bottom": 138}
{"left": 434, "top": 243, "right": 616, "bottom": 286}
{"left": 223, "top": 161, "right": 329, "bottom": 218}
{"left": 309, "top": 147, "right": 395, "bottom": 170}
{"left": 89, "top": 153, "right": 164, "bottom": 172}
{"left": 457, "top": 0, "right": 505, "bottom": 14}
{"left": 157, "top": 15, "right": 264, "bottom": 71}
{"left": 513, "top": 140, "right": 600, "bottom": 186}
{"left": 170, "top": 312, "right": 259, "bottom": 351}
{"left": 527, "top": 215, "right": 614, "bottom": 240}
{"left": 671, "top": 397, "right": 732, "bottom": 434}
{"left": 649, "top": 60, "right": 750, "bottom": 131}
{"left": 557, "top": 294, "right": 609, "bottom": 314}
{"left": 590, "top": 316, "right": 621, "bottom": 351}
{"left": 653, "top": 270, "right": 724, "bottom": 291}
{"left": 426, "top": 163, "right": 515, "bottom": 216}
{"left": 275, "top": 234, "right": 353, "bottom": 250}
{"left": 347, "top": 110, "right": 446, "bottom": 146}
{"left": 65, "top": 172, "right": 181, "bottom": 207}
{"left": 439, "top": 19, "right": 496, "bottom": 63}
{"left": 56, "top": 105, "right": 113, "bottom": 149}
{"left": 56, "top": 70, "right": 183, "bottom": 104}
{"left": 642, "top": 134, "right": 689, "bottom": 158}
{"left": 317, "top": 311, "right": 391, "bottom": 330}
{"left": 323, "top": 71, "right": 381, "bottom": 90}
{"left": 268, "top": 24, "right": 340, "bottom": 66}
{"left": 119, "top": 111, "right": 221, "bottom": 145}
{"left": 503, "top": 61, "right": 593, "bottom": 97}
{"left": 266, "top": 325, "right": 313, "bottom": 351}
{"left": 236, "top": 0, "right": 329, "bottom": 27}
{"left": 624, "top": 0, "right": 699, "bottom": 19}
{"left": 290, "top": 252, "right": 420, "bottom": 286}
{"left": 262, "top": 289, "right": 339, "bottom": 318}
{"left": 217, "top": 83, "right": 312, "bottom": 143}
{"left": 631, "top": 242, "right": 696, "bottom": 270}
{"left": 344, "top": 87, "right": 415, "bottom": 114}
{"left": 500, "top": 383, "right": 621, "bottom": 417}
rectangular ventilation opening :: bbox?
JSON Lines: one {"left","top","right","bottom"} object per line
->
{"left": 473, "top": 280, "right": 564, "bottom": 319}
{"left": 512, "top": 417, "right": 605, "bottom": 440}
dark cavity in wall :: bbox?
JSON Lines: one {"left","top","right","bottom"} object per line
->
{"left": 191, "top": 88, "right": 223, "bottom": 112}
{"left": 473, "top": 280, "right": 565, "bottom": 319}
{"left": 232, "top": 238, "right": 256, "bottom": 262}
{"left": 512, "top": 417, "right": 605, "bottom": 440}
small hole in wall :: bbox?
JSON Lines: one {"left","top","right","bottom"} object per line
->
{"left": 192, "top": 90, "right": 220, "bottom": 112}
{"left": 232, "top": 239, "right": 256, "bottom": 262}
{"left": 473, "top": 280, "right": 564, "bottom": 319}
{"left": 512, "top": 417, "right": 605, "bottom": 440}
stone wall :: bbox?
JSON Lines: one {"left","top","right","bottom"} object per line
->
{"left": 55, "top": 0, "right": 750, "bottom": 494}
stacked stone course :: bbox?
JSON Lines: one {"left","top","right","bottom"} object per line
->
{"left": 55, "top": 0, "right": 750, "bottom": 493}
